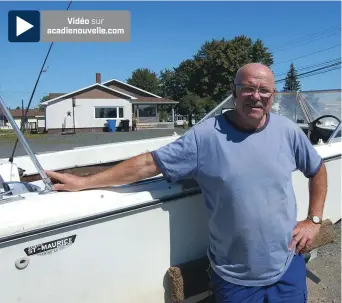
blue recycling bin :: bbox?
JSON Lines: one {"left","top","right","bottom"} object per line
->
{"left": 107, "top": 119, "right": 117, "bottom": 132}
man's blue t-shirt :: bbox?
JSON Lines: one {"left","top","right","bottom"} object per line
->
{"left": 151, "top": 112, "right": 323, "bottom": 287}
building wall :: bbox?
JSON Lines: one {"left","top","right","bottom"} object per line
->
{"left": 45, "top": 98, "right": 132, "bottom": 131}
{"left": 0, "top": 118, "right": 39, "bottom": 129}
{"left": 37, "top": 117, "right": 45, "bottom": 129}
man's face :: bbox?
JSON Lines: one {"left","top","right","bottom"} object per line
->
{"left": 234, "top": 68, "right": 274, "bottom": 121}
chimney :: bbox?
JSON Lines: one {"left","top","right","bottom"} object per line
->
{"left": 96, "top": 73, "right": 101, "bottom": 83}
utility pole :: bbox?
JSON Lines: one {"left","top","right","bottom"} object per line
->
{"left": 72, "top": 97, "right": 76, "bottom": 133}
{"left": 21, "top": 99, "right": 25, "bottom": 132}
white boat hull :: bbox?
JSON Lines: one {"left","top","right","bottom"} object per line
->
{"left": 0, "top": 180, "right": 210, "bottom": 303}
{"left": 0, "top": 141, "right": 340, "bottom": 303}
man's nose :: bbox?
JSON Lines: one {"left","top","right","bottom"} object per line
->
{"left": 250, "top": 90, "right": 261, "bottom": 101}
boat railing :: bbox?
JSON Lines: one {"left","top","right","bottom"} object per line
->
{"left": 296, "top": 92, "right": 314, "bottom": 124}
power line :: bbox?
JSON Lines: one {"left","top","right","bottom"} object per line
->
{"left": 275, "top": 66, "right": 340, "bottom": 84}
{"left": 273, "top": 31, "right": 340, "bottom": 54}
{"left": 275, "top": 61, "right": 341, "bottom": 83}
{"left": 271, "top": 26, "right": 339, "bottom": 50}
{"left": 296, "top": 57, "right": 341, "bottom": 69}
{"left": 269, "top": 28, "right": 341, "bottom": 79}
{"left": 274, "top": 57, "right": 341, "bottom": 77}
{"left": 270, "top": 26, "right": 341, "bottom": 53}
{"left": 296, "top": 66, "right": 341, "bottom": 80}
{"left": 273, "top": 44, "right": 341, "bottom": 65}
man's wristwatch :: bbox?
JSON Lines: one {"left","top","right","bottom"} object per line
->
{"left": 307, "top": 215, "right": 322, "bottom": 224}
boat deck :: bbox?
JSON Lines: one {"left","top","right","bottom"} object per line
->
{"left": 0, "top": 128, "right": 187, "bottom": 158}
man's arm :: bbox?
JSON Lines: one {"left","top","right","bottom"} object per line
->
{"left": 46, "top": 152, "right": 161, "bottom": 192}
{"left": 308, "top": 162, "right": 327, "bottom": 218}
{"left": 46, "top": 127, "right": 199, "bottom": 192}
{"left": 288, "top": 125, "right": 328, "bottom": 254}
{"left": 289, "top": 162, "right": 327, "bottom": 254}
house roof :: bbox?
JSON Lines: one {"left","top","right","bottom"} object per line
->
{"left": 101, "top": 78, "right": 163, "bottom": 98}
{"left": 48, "top": 93, "right": 66, "bottom": 100}
{"left": 131, "top": 97, "right": 178, "bottom": 104}
{"left": 41, "top": 83, "right": 137, "bottom": 105}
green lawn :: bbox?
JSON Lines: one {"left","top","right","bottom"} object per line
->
{"left": 0, "top": 130, "right": 48, "bottom": 142}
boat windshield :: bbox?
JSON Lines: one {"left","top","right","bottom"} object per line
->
{"left": 271, "top": 89, "right": 341, "bottom": 126}
{"left": 271, "top": 90, "right": 341, "bottom": 142}
{"left": 196, "top": 89, "right": 341, "bottom": 143}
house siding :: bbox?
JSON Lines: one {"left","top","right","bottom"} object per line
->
{"left": 43, "top": 81, "right": 178, "bottom": 133}
{"left": 46, "top": 98, "right": 132, "bottom": 132}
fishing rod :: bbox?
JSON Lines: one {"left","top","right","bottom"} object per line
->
{"left": 9, "top": 0, "right": 73, "bottom": 163}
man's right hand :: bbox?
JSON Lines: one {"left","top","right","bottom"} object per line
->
{"left": 45, "top": 171, "right": 87, "bottom": 192}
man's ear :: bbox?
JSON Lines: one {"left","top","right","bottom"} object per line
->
{"left": 231, "top": 84, "right": 237, "bottom": 98}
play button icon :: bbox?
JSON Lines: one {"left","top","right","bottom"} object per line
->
{"left": 16, "top": 16, "right": 34, "bottom": 37}
{"left": 8, "top": 11, "right": 40, "bottom": 42}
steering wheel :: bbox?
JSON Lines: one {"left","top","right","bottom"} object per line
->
{"left": 308, "top": 115, "right": 341, "bottom": 144}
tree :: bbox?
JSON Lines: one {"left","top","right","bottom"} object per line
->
{"left": 39, "top": 95, "right": 49, "bottom": 111}
{"left": 159, "top": 59, "right": 197, "bottom": 101}
{"left": 190, "top": 36, "right": 274, "bottom": 102}
{"left": 250, "top": 39, "right": 274, "bottom": 66}
{"left": 177, "top": 93, "right": 215, "bottom": 126}
{"left": 159, "top": 36, "right": 273, "bottom": 104}
{"left": 279, "top": 63, "right": 301, "bottom": 121}
{"left": 159, "top": 69, "right": 180, "bottom": 100}
{"left": 159, "top": 36, "right": 273, "bottom": 121}
{"left": 126, "top": 68, "right": 160, "bottom": 95}
{"left": 283, "top": 63, "right": 301, "bottom": 91}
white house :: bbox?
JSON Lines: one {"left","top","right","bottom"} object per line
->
{"left": 41, "top": 73, "right": 179, "bottom": 134}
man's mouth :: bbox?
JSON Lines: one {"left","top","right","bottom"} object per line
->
{"left": 247, "top": 104, "right": 263, "bottom": 109}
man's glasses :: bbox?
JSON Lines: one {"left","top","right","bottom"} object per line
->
{"left": 235, "top": 84, "right": 274, "bottom": 98}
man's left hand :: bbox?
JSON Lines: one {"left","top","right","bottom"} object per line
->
{"left": 288, "top": 219, "right": 321, "bottom": 254}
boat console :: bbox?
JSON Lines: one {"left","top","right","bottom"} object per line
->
{"left": 305, "top": 115, "right": 341, "bottom": 144}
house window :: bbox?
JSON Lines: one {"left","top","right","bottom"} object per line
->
{"left": 95, "top": 107, "right": 124, "bottom": 119}
{"left": 138, "top": 105, "right": 157, "bottom": 117}
{"left": 119, "top": 107, "right": 124, "bottom": 118}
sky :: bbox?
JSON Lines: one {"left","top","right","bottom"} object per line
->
{"left": 0, "top": 1, "right": 341, "bottom": 109}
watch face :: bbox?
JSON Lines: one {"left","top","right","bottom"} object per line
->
{"left": 313, "top": 216, "right": 320, "bottom": 223}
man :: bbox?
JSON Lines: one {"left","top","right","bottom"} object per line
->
{"left": 46, "top": 63, "right": 327, "bottom": 302}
